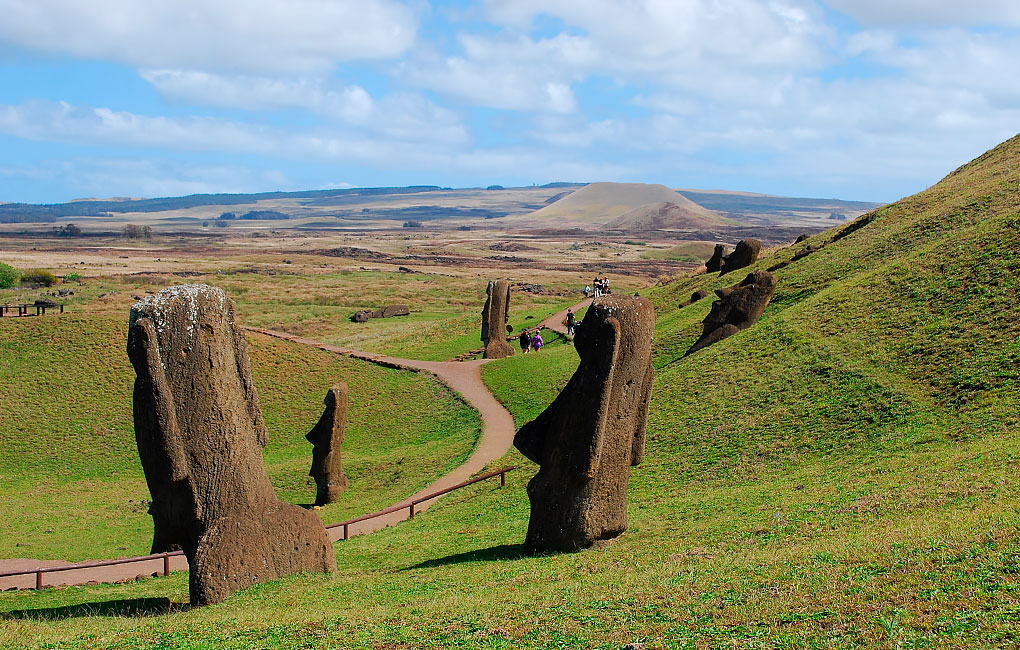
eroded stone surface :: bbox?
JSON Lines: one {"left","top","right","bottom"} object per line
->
{"left": 307, "top": 383, "right": 349, "bottom": 506}
{"left": 514, "top": 294, "right": 655, "bottom": 552}
{"left": 705, "top": 244, "right": 726, "bottom": 273}
{"left": 481, "top": 279, "right": 514, "bottom": 359}
{"left": 128, "top": 284, "right": 336, "bottom": 605}
{"left": 686, "top": 270, "right": 777, "bottom": 355}
{"left": 720, "top": 239, "right": 762, "bottom": 275}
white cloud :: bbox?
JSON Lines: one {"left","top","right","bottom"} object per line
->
{"left": 0, "top": 0, "right": 418, "bottom": 74}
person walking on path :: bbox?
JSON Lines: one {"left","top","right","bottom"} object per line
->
{"left": 520, "top": 328, "right": 532, "bottom": 354}
{"left": 565, "top": 309, "right": 576, "bottom": 337}
{"left": 583, "top": 284, "right": 591, "bottom": 298}
{"left": 531, "top": 330, "right": 544, "bottom": 352}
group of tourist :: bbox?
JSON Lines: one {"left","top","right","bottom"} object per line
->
{"left": 519, "top": 327, "right": 545, "bottom": 354}
{"left": 583, "top": 276, "right": 611, "bottom": 299}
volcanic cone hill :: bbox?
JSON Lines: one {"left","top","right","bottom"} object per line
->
{"left": 512, "top": 181, "right": 726, "bottom": 227}
{"left": 605, "top": 200, "right": 735, "bottom": 231}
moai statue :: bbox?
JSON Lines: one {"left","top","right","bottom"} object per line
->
{"left": 513, "top": 295, "right": 655, "bottom": 552}
{"left": 686, "top": 270, "right": 777, "bottom": 355}
{"left": 481, "top": 279, "right": 514, "bottom": 359}
{"left": 128, "top": 284, "right": 336, "bottom": 605}
{"left": 705, "top": 243, "right": 726, "bottom": 273}
{"left": 307, "top": 382, "right": 349, "bottom": 506}
{"left": 719, "top": 238, "right": 762, "bottom": 275}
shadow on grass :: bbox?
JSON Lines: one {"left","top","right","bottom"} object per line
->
{"left": 1, "top": 597, "right": 187, "bottom": 620}
{"left": 404, "top": 544, "right": 528, "bottom": 570}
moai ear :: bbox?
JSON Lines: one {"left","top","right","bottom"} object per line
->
{"left": 631, "top": 359, "right": 654, "bottom": 466}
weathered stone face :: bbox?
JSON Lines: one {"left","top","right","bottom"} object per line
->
{"left": 128, "top": 284, "right": 336, "bottom": 605}
{"left": 513, "top": 294, "right": 655, "bottom": 552}
{"left": 720, "top": 239, "right": 762, "bottom": 275}
{"left": 686, "top": 270, "right": 777, "bottom": 355}
{"left": 481, "top": 279, "right": 514, "bottom": 359}
{"left": 307, "top": 383, "right": 349, "bottom": 506}
{"left": 705, "top": 244, "right": 726, "bottom": 273}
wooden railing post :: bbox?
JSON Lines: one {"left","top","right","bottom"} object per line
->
{"left": 343, "top": 523, "right": 349, "bottom": 540}
{"left": 409, "top": 503, "right": 415, "bottom": 519}
{"left": 163, "top": 553, "right": 170, "bottom": 576}
{"left": 35, "top": 570, "right": 42, "bottom": 590}
{"left": 500, "top": 470, "right": 506, "bottom": 487}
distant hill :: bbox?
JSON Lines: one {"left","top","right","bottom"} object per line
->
{"left": 605, "top": 201, "right": 733, "bottom": 231}
{"left": 512, "top": 182, "right": 726, "bottom": 226}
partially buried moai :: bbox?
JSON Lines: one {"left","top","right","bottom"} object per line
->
{"left": 513, "top": 294, "right": 655, "bottom": 552}
{"left": 307, "top": 382, "right": 349, "bottom": 506}
{"left": 481, "top": 278, "right": 514, "bottom": 359}
{"left": 128, "top": 284, "right": 336, "bottom": 605}
{"left": 686, "top": 270, "right": 777, "bottom": 355}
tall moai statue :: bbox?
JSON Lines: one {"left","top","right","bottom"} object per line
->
{"left": 513, "top": 295, "right": 655, "bottom": 552}
{"left": 127, "top": 284, "right": 337, "bottom": 605}
{"left": 307, "top": 382, "right": 349, "bottom": 506}
{"left": 481, "top": 279, "right": 514, "bottom": 359}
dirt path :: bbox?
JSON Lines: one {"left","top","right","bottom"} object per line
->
{"left": 1, "top": 301, "right": 588, "bottom": 591}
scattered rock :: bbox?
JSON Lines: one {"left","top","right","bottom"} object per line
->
{"left": 128, "top": 284, "right": 336, "bottom": 605}
{"left": 720, "top": 239, "right": 762, "bottom": 275}
{"left": 307, "top": 383, "right": 349, "bottom": 506}
{"left": 481, "top": 279, "right": 515, "bottom": 359}
{"left": 795, "top": 234, "right": 810, "bottom": 243}
{"left": 351, "top": 311, "right": 371, "bottom": 323}
{"left": 686, "top": 270, "right": 777, "bottom": 355}
{"left": 514, "top": 295, "right": 655, "bottom": 552}
{"left": 398, "top": 266, "right": 417, "bottom": 274}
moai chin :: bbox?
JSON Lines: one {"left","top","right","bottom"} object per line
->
{"left": 307, "top": 382, "right": 349, "bottom": 506}
{"left": 127, "top": 284, "right": 337, "bottom": 605}
{"left": 481, "top": 279, "right": 514, "bottom": 359}
{"left": 513, "top": 294, "right": 655, "bottom": 552}
{"left": 686, "top": 270, "right": 777, "bottom": 355}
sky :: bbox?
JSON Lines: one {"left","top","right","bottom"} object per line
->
{"left": 0, "top": 1, "right": 1018, "bottom": 204}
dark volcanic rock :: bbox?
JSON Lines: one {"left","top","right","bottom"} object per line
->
{"left": 128, "top": 285, "right": 336, "bottom": 605}
{"left": 380, "top": 304, "right": 409, "bottom": 318}
{"left": 481, "top": 279, "right": 514, "bottom": 359}
{"left": 514, "top": 294, "right": 655, "bottom": 552}
{"left": 705, "top": 244, "right": 725, "bottom": 273}
{"left": 307, "top": 383, "right": 349, "bottom": 506}
{"left": 795, "top": 234, "right": 810, "bottom": 243}
{"left": 690, "top": 289, "right": 709, "bottom": 304}
{"left": 719, "top": 239, "right": 762, "bottom": 275}
{"left": 686, "top": 270, "right": 777, "bottom": 355}
{"left": 351, "top": 311, "right": 371, "bottom": 323}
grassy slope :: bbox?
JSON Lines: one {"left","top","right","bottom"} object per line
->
{"left": 0, "top": 314, "right": 479, "bottom": 561}
{"left": 3, "top": 136, "right": 1020, "bottom": 648}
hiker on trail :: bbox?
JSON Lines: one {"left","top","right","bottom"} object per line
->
{"left": 603, "top": 276, "right": 610, "bottom": 295}
{"left": 520, "top": 328, "right": 532, "bottom": 354}
{"left": 583, "top": 284, "right": 591, "bottom": 298}
{"left": 531, "top": 330, "right": 544, "bottom": 352}
{"left": 593, "top": 277, "right": 602, "bottom": 298}
{"left": 566, "top": 309, "right": 576, "bottom": 337}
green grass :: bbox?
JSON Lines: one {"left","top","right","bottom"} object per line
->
{"left": 0, "top": 314, "right": 479, "bottom": 561}
{"left": 4, "top": 136, "right": 1020, "bottom": 647}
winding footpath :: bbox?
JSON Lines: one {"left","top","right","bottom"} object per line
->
{"left": 0, "top": 298, "right": 590, "bottom": 591}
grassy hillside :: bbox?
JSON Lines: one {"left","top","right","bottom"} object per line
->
{"left": 3, "top": 135, "right": 1020, "bottom": 648}
{"left": 0, "top": 314, "right": 480, "bottom": 561}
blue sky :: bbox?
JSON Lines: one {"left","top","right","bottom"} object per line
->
{"left": 0, "top": 0, "right": 1018, "bottom": 204}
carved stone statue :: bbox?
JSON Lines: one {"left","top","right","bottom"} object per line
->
{"left": 514, "top": 294, "right": 655, "bottom": 552}
{"left": 128, "top": 284, "right": 336, "bottom": 605}
{"left": 481, "top": 279, "right": 514, "bottom": 359}
{"left": 686, "top": 270, "right": 777, "bottom": 355}
{"left": 719, "top": 238, "right": 762, "bottom": 275}
{"left": 705, "top": 244, "right": 726, "bottom": 272}
{"left": 307, "top": 382, "right": 349, "bottom": 506}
